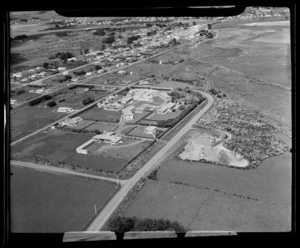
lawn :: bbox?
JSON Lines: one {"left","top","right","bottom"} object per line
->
{"left": 97, "top": 139, "right": 152, "bottom": 161}
{"left": 11, "top": 130, "right": 126, "bottom": 173}
{"left": 10, "top": 166, "right": 118, "bottom": 233}
{"left": 12, "top": 92, "right": 41, "bottom": 102}
{"left": 148, "top": 109, "right": 182, "bottom": 121}
{"left": 80, "top": 108, "right": 121, "bottom": 122}
{"left": 66, "top": 120, "right": 95, "bottom": 131}
{"left": 11, "top": 106, "right": 66, "bottom": 132}
{"left": 84, "top": 121, "right": 117, "bottom": 132}
{"left": 123, "top": 178, "right": 291, "bottom": 232}
{"left": 127, "top": 126, "right": 155, "bottom": 139}
{"left": 126, "top": 112, "right": 152, "bottom": 124}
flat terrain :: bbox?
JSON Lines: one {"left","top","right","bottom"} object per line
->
{"left": 10, "top": 166, "right": 118, "bottom": 233}
{"left": 11, "top": 106, "right": 66, "bottom": 133}
{"left": 80, "top": 108, "right": 121, "bottom": 122}
{"left": 123, "top": 178, "right": 290, "bottom": 232}
{"left": 190, "top": 21, "right": 291, "bottom": 129}
{"left": 11, "top": 130, "right": 126, "bottom": 173}
{"left": 123, "top": 133, "right": 291, "bottom": 231}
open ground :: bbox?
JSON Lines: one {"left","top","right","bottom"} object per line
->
{"left": 10, "top": 166, "right": 119, "bottom": 232}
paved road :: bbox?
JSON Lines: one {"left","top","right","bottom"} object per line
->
{"left": 11, "top": 160, "right": 122, "bottom": 184}
{"left": 86, "top": 90, "right": 214, "bottom": 231}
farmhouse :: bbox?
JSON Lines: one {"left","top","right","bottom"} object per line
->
{"left": 144, "top": 126, "right": 157, "bottom": 135}
{"left": 61, "top": 117, "right": 83, "bottom": 127}
{"left": 157, "top": 102, "right": 176, "bottom": 114}
{"left": 93, "top": 132, "right": 122, "bottom": 145}
{"left": 58, "top": 67, "right": 67, "bottom": 71}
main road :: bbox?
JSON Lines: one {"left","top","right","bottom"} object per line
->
{"left": 86, "top": 90, "right": 214, "bottom": 231}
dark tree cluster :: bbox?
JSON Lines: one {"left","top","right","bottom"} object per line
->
{"left": 127, "top": 35, "right": 141, "bottom": 45}
{"left": 29, "top": 95, "right": 52, "bottom": 106}
{"left": 82, "top": 96, "right": 94, "bottom": 105}
{"left": 102, "top": 36, "right": 115, "bottom": 44}
{"left": 107, "top": 216, "right": 186, "bottom": 233}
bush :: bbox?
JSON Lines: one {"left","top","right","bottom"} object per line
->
{"left": 16, "top": 89, "right": 25, "bottom": 95}
{"left": 47, "top": 101, "right": 56, "bottom": 107}
{"left": 102, "top": 36, "right": 115, "bottom": 44}
{"left": 93, "top": 29, "right": 106, "bottom": 36}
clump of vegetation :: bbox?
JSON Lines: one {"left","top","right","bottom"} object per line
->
{"left": 198, "top": 98, "right": 288, "bottom": 168}
{"left": 107, "top": 216, "right": 186, "bottom": 233}
{"left": 147, "top": 168, "right": 159, "bottom": 180}
{"left": 127, "top": 35, "right": 140, "bottom": 45}
{"left": 102, "top": 36, "right": 115, "bottom": 44}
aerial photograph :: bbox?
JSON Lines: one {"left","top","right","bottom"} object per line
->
{"left": 9, "top": 6, "right": 292, "bottom": 238}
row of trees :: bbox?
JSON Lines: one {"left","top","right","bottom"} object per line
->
{"left": 29, "top": 94, "right": 52, "bottom": 106}
{"left": 107, "top": 216, "right": 186, "bottom": 233}
{"left": 49, "top": 52, "right": 74, "bottom": 61}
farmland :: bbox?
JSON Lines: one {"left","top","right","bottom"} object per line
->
{"left": 123, "top": 178, "right": 291, "bottom": 232}
{"left": 11, "top": 130, "right": 126, "bottom": 173}
{"left": 79, "top": 108, "right": 121, "bottom": 122}
{"left": 11, "top": 106, "right": 66, "bottom": 133}
{"left": 85, "top": 121, "right": 117, "bottom": 132}
{"left": 10, "top": 166, "right": 118, "bottom": 233}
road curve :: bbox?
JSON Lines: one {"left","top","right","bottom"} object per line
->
{"left": 86, "top": 90, "right": 214, "bottom": 231}
{"left": 11, "top": 160, "right": 122, "bottom": 184}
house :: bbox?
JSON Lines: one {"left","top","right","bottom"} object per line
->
{"left": 117, "top": 70, "right": 127, "bottom": 75}
{"left": 62, "top": 71, "right": 69, "bottom": 75}
{"left": 144, "top": 126, "right": 157, "bottom": 135}
{"left": 157, "top": 102, "right": 176, "bottom": 114}
{"left": 58, "top": 67, "right": 67, "bottom": 71}
{"left": 60, "top": 116, "right": 83, "bottom": 126}
{"left": 92, "top": 132, "right": 122, "bottom": 145}
{"left": 57, "top": 107, "right": 75, "bottom": 113}
{"left": 122, "top": 107, "right": 134, "bottom": 120}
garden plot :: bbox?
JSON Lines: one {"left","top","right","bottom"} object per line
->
{"left": 179, "top": 130, "right": 249, "bottom": 168}
{"left": 148, "top": 109, "right": 182, "bottom": 121}
{"left": 12, "top": 92, "right": 41, "bottom": 102}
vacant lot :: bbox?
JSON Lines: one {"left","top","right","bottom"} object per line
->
{"left": 123, "top": 177, "right": 291, "bottom": 232}
{"left": 10, "top": 166, "right": 118, "bottom": 233}
{"left": 80, "top": 108, "right": 121, "bottom": 122}
{"left": 84, "top": 121, "right": 117, "bottom": 132}
{"left": 66, "top": 120, "right": 95, "bottom": 131}
{"left": 11, "top": 130, "right": 126, "bottom": 173}
{"left": 11, "top": 106, "right": 66, "bottom": 132}
{"left": 148, "top": 109, "right": 182, "bottom": 121}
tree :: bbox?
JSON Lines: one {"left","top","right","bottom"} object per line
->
{"left": 192, "top": 21, "right": 196, "bottom": 25}
{"left": 84, "top": 49, "right": 89, "bottom": 54}
{"left": 102, "top": 36, "right": 115, "bottom": 44}
{"left": 43, "top": 62, "right": 49, "bottom": 69}
{"left": 95, "top": 65, "right": 102, "bottom": 70}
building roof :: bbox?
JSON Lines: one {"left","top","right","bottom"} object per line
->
{"left": 93, "top": 132, "right": 121, "bottom": 143}
{"left": 122, "top": 107, "right": 133, "bottom": 116}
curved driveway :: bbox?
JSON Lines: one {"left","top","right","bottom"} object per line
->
{"left": 86, "top": 90, "right": 214, "bottom": 231}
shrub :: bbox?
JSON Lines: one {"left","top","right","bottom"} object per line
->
{"left": 102, "top": 36, "right": 115, "bottom": 44}
{"left": 16, "top": 89, "right": 25, "bottom": 95}
{"left": 47, "top": 101, "right": 56, "bottom": 107}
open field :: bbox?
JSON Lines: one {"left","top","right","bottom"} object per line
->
{"left": 79, "top": 108, "right": 121, "bottom": 123}
{"left": 96, "top": 140, "right": 152, "bottom": 161}
{"left": 11, "top": 130, "right": 126, "bottom": 173}
{"left": 11, "top": 106, "right": 66, "bottom": 132}
{"left": 190, "top": 22, "right": 291, "bottom": 129}
{"left": 84, "top": 121, "right": 117, "bottom": 132}
{"left": 123, "top": 178, "right": 291, "bottom": 232}
{"left": 11, "top": 92, "right": 41, "bottom": 102}
{"left": 10, "top": 166, "right": 118, "bottom": 233}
